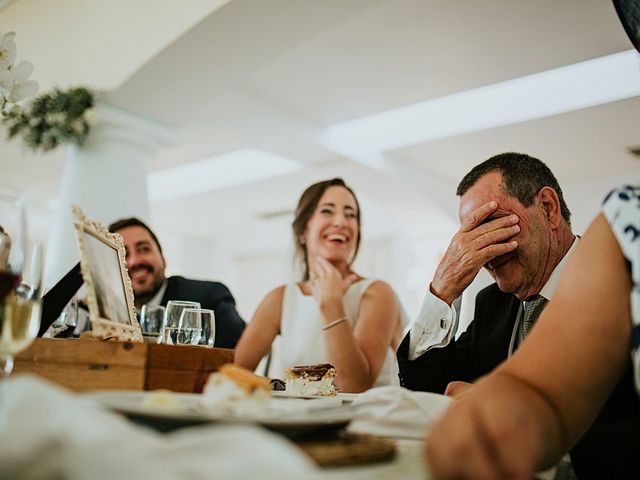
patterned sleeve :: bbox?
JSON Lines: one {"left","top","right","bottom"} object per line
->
{"left": 602, "top": 185, "right": 640, "bottom": 394}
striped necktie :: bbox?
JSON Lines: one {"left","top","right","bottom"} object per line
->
{"left": 522, "top": 295, "right": 547, "bottom": 338}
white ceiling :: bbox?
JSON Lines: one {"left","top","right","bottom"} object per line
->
{"left": 3, "top": 0, "right": 640, "bottom": 250}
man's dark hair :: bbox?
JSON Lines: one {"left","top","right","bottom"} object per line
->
{"left": 108, "top": 217, "right": 163, "bottom": 255}
{"left": 614, "top": 0, "right": 640, "bottom": 53}
{"left": 456, "top": 152, "right": 571, "bottom": 226}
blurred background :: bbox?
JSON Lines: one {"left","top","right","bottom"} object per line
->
{"left": 2, "top": 0, "right": 639, "bottom": 328}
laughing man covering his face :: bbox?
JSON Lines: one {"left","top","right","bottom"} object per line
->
{"left": 397, "top": 152, "right": 640, "bottom": 478}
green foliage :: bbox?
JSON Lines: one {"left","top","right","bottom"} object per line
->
{"left": 3, "top": 87, "right": 95, "bottom": 152}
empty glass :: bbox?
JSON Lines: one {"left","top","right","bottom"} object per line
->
{"left": 46, "top": 294, "right": 78, "bottom": 338}
{"left": 176, "top": 308, "right": 204, "bottom": 346}
{"left": 139, "top": 304, "right": 165, "bottom": 343}
{"left": 161, "top": 300, "right": 200, "bottom": 345}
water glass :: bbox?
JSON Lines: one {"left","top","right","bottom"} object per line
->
{"left": 180, "top": 308, "right": 215, "bottom": 347}
{"left": 177, "top": 308, "right": 204, "bottom": 346}
{"left": 139, "top": 305, "right": 165, "bottom": 342}
{"left": 162, "top": 300, "right": 200, "bottom": 345}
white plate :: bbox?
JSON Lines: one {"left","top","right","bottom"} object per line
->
{"left": 271, "top": 391, "right": 358, "bottom": 403}
{"left": 86, "top": 390, "right": 353, "bottom": 436}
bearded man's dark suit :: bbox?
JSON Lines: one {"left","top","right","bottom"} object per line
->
{"left": 160, "top": 276, "right": 245, "bottom": 349}
{"left": 397, "top": 283, "right": 640, "bottom": 479}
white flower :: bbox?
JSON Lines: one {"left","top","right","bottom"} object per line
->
{"left": 0, "top": 66, "right": 12, "bottom": 91}
{"left": 0, "top": 60, "right": 38, "bottom": 102}
{"left": 0, "top": 31, "right": 17, "bottom": 69}
{"left": 0, "top": 32, "right": 38, "bottom": 113}
{"left": 10, "top": 60, "right": 33, "bottom": 82}
{"left": 1, "top": 30, "right": 92, "bottom": 152}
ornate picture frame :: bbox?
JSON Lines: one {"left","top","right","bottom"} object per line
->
{"left": 72, "top": 206, "right": 142, "bottom": 342}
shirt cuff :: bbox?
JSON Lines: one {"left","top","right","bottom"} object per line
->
{"left": 408, "top": 289, "right": 458, "bottom": 360}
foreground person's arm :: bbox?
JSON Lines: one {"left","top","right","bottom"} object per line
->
{"left": 426, "top": 213, "right": 632, "bottom": 479}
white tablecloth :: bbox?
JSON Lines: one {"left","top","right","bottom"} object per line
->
{"left": 1, "top": 376, "right": 449, "bottom": 480}
{"left": 0, "top": 375, "right": 318, "bottom": 480}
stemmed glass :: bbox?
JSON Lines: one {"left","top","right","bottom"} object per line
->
{"left": 139, "top": 304, "right": 165, "bottom": 343}
{"left": 0, "top": 194, "right": 43, "bottom": 377}
{"left": 161, "top": 300, "right": 200, "bottom": 345}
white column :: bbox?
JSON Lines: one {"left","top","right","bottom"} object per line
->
{"left": 44, "top": 103, "right": 174, "bottom": 288}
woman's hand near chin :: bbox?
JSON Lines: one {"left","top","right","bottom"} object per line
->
{"left": 309, "top": 256, "right": 357, "bottom": 314}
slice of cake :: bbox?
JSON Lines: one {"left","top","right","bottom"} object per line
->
{"left": 284, "top": 363, "right": 337, "bottom": 396}
{"left": 200, "top": 364, "right": 271, "bottom": 416}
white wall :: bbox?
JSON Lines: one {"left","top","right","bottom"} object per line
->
{"left": 160, "top": 231, "right": 426, "bottom": 321}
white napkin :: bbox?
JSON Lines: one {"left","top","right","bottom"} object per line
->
{"left": 0, "top": 374, "right": 320, "bottom": 480}
{"left": 347, "top": 385, "right": 452, "bottom": 439}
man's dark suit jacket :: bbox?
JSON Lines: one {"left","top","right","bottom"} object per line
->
{"left": 398, "top": 283, "right": 518, "bottom": 393}
{"left": 397, "top": 283, "right": 640, "bottom": 479}
{"left": 160, "top": 276, "right": 245, "bottom": 349}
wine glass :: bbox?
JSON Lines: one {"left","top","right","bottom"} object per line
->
{"left": 0, "top": 194, "right": 43, "bottom": 377}
{"left": 177, "top": 308, "right": 203, "bottom": 346}
{"left": 139, "top": 304, "right": 165, "bottom": 343}
{"left": 188, "top": 308, "right": 215, "bottom": 347}
{"left": 178, "top": 308, "right": 214, "bottom": 347}
{"left": 161, "top": 300, "right": 200, "bottom": 345}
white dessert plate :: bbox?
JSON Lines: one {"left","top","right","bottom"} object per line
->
{"left": 85, "top": 390, "right": 353, "bottom": 436}
{"left": 271, "top": 391, "right": 358, "bottom": 403}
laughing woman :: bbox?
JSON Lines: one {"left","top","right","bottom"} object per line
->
{"left": 235, "top": 178, "right": 407, "bottom": 393}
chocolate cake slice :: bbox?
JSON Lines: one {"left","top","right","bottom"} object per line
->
{"left": 284, "top": 363, "right": 337, "bottom": 396}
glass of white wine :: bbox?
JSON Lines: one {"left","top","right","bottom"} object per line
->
{"left": 0, "top": 194, "right": 43, "bottom": 377}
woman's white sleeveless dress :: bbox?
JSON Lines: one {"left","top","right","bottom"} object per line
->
{"left": 272, "top": 278, "right": 405, "bottom": 387}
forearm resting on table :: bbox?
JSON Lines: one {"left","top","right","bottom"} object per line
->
{"left": 321, "top": 314, "right": 373, "bottom": 392}
{"left": 492, "top": 371, "right": 570, "bottom": 469}
{"left": 319, "top": 298, "right": 389, "bottom": 393}
{"left": 427, "top": 372, "right": 568, "bottom": 477}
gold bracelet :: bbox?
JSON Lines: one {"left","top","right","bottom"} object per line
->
{"left": 322, "top": 316, "right": 348, "bottom": 330}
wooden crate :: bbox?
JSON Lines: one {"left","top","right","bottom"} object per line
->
{"left": 145, "top": 343, "right": 234, "bottom": 393}
{"left": 14, "top": 338, "right": 234, "bottom": 393}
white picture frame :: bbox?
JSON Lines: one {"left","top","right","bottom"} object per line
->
{"left": 72, "top": 206, "right": 142, "bottom": 342}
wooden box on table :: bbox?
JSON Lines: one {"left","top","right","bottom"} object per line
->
{"left": 13, "top": 338, "right": 234, "bottom": 393}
